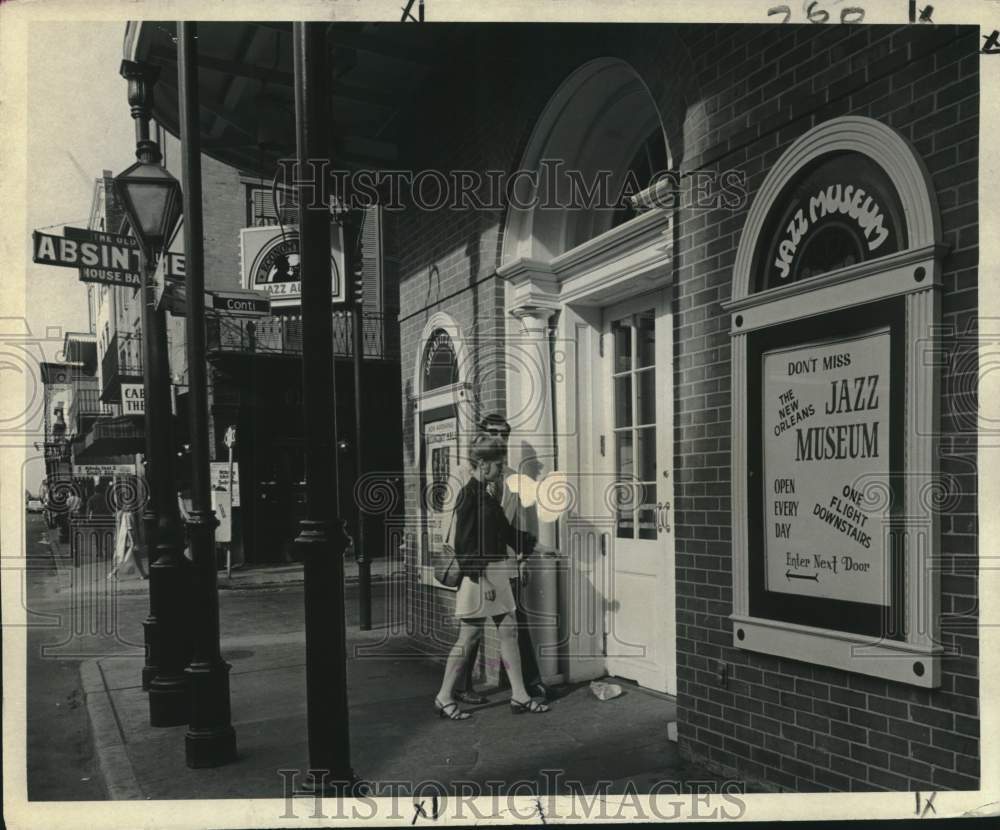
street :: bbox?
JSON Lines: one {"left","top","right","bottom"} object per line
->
{"left": 25, "top": 512, "right": 107, "bottom": 800}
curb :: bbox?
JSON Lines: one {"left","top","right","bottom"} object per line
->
{"left": 80, "top": 660, "right": 144, "bottom": 800}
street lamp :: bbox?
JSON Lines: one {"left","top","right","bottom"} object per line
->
{"left": 116, "top": 58, "right": 192, "bottom": 728}
{"left": 114, "top": 158, "right": 182, "bottom": 251}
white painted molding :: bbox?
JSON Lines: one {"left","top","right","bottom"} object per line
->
{"left": 412, "top": 312, "right": 475, "bottom": 584}
{"left": 499, "top": 210, "right": 673, "bottom": 309}
{"left": 731, "top": 615, "right": 943, "bottom": 688}
{"left": 731, "top": 116, "right": 941, "bottom": 302}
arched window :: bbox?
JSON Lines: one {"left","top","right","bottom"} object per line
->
{"left": 422, "top": 329, "right": 459, "bottom": 392}
{"left": 413, "top": 317, "right": 471, "bottom": 587}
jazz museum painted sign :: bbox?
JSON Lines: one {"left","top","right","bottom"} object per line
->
{"left": 762, "top": 328, "right": 890, "bottom": 606}
{"left": 240, "top": 225, "right": 346, "bottom": 308}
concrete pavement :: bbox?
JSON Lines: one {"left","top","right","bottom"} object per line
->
{"left": 30, "top": 520, "right": 728, "bottom": 803}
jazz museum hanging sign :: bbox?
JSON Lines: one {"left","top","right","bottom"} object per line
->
{"left": 240, "top": 224, "right": 346, "bottom": 308}
{"left": 761, "top": 329, "right": 890, "bottom": 606}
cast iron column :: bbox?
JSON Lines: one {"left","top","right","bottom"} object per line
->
{"left": 348, "top": 213, "right": 372, "bottom": 631}
{"left": 121, "top": 59, "right": 192, "bottom": 725}
{"left": 292, "top": 22, "right": 357, "bottom": 792}
{"left": 177, "top": 21, "right": 238, "bottom": 768}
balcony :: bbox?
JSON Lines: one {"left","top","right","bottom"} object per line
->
{"left": 206, "top": 311, "right": 399, "bottom": 362}
{"left": 73, "top": 387, "right": 114, "bottom": 431}
{"left": 101, "top": 333, "right": 143, "bottom": 403}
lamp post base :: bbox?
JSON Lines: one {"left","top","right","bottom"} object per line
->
{"left": 185, "top": 725, "right": 237, "bottom": 769}
{"left": 141, "top": 617, "right": 159, "bottom": 690}
{"left": 185, "top": 660, "right": 237, "bottom": 767}
{"left": 148, "top": 672, "right": 190, "bottom": 727}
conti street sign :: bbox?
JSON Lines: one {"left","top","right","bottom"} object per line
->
{"left": 155, "top": 281, "right": 272, "bottom": 317}
{"left": 31, "top": 227, "right": 185, "bottom": 288}
{"left": 207, "top": 290, "right": 271, "bottom": 316}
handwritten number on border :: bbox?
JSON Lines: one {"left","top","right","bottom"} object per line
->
{"left": 769, "top": 3, "right": 865, "bottom": 23}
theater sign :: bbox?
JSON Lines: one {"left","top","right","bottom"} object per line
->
{"left": 724, "top": 118, "right": 948, "bottom": 687}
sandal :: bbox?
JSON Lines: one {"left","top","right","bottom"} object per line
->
{"left": 510, "top": 697, "right": 549, "bottom": 714}
{"left": 434, "top": 697, "right": 471, "bottom": 720}
{"left": 455, "top": 690, "right": 489, "bottom": 705}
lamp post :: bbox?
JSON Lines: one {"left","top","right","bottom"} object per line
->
{"left": 176, "top": 21, "right": 237, "bottom": 768}
{"left": 116, "top": 59, "right": 192, "bottom": 727}
{"left": 292, "top": 22, "right": 357, "bottom": 792}
{"left": 344, "top": 210, "right": 372, "bottom": 631}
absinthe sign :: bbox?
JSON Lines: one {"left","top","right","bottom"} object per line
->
{"left": 762, "top": 329, "right": 890, "bottom": 606}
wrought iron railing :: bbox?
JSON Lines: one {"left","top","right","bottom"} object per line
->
{"left": 76, "top": 388, "right": 114, "bottom": 417}
{"left": 206, "top": 310, "right": 398, "bottom": 361}
{"left": 101, "top": 332, "right": 143, "bottom": 402}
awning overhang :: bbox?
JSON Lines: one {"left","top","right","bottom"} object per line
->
{"left": 125, "top": 21, "right": 453, "bottom": 178}
{"left": 72, "top": 415, "right": 146, "bottom": 460}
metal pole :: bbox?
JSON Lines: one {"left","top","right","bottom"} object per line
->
{"left": 177, "top": 21, "right": 238, "bottom": 767}
{"left": 292, "top": 21, "right": 356, "bottom": 791}
{"left": 349, "top": 232, "right": 371, "bottom": 631}
{"left": 121, "top": 59, "right": 192, "bottom": 726}
{"left": 138, "top": 254, "right": 160, "bottom": 691}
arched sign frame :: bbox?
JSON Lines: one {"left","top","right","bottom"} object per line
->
{"left": 412, "top": 312, "right": 475, "bottom": 587}
{"left": 722, "top": 117, "right": 948, "bottom": 688}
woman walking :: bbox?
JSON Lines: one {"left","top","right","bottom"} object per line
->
{"left": 434, "top": 433, "right": 550, "bottom": 720}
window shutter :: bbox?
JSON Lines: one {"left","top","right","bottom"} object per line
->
{"left": 249, "top": 186, "right": 298, "bottom": 227}
{"left": 360, "top": 205, "right": 383, "bottom": 312}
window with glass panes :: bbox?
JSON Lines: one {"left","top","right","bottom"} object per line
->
{"left": 612, "top": 309, "right": 658, "bottom": 540}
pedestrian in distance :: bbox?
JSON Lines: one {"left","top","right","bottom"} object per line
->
{"left": 433, "top": 433, "right": 551, "bottom": 720}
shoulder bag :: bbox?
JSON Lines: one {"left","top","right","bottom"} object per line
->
{"left": 433, "top": 505, "right": 463, "bottom": 589}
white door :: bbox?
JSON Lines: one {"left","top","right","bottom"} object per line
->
{"left": 601, "top": 291, "right": 676, "bottom": 694}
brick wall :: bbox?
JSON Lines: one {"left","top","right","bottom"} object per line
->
{"left": 669, "top": 24, "right": 979, "bottom": 791}
{"left": 200, "top": 154, "right": 244, "bottom": 292}
{"left": 391, "top": 23, "right": 979, "bottom": 789}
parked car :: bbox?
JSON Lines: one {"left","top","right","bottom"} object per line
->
{"left": 25, "top": 494, "right": 44, "bottom": 513}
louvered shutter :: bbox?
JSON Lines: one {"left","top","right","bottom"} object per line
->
{"left": 360, "top": 205, "right": 382, "bottom": 312}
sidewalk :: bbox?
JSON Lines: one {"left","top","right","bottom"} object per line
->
{"left": 79, "top": 587, "right": 712, "bottom": 801}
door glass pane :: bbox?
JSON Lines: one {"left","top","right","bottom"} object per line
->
{"left": 636, "top": 310, "right": 655, "bottom": 368}
{"left": 612, "top": 319, "right": 632, "bottom": 373}
{"left": 636, "top": 368, "right": 655, "bottom": 426}
{"left": 638, "top": 482, "right": 658, "bottom": 540}
{"left": 615, "top": 431, "right": 634, "bottom": 478}
{"left": 636, "top": 426, "right": 656, "bottom": 482}
{"left": 614, "top": 376, "right": 633, "bottom": 427}
{"left": 616, "top": 502, "right": 635, "bottom": 538}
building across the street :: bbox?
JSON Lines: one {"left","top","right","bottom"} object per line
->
{"left": 126, "top": 20, "right": 979, "bottom": 793}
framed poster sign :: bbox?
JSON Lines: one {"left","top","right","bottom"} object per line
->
{"left": 421, "top": 412, "right": 459, "bottom": 583}
{"left": 724, "top": 117, "right": 948, "bottom": 688}
{"left": 747, "top": 300, "right": 905, "bottom": 641}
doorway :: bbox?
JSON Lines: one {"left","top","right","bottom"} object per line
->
{"left": 601, "top": 290, "right": 676, "bottom": 694}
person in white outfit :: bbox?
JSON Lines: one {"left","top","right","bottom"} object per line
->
{"left": 433, "top": 433, "right": 550, "bottom": 720}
